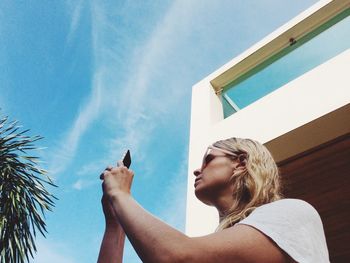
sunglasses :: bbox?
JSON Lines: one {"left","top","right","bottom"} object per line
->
{"left": 201, "top": 146, "right": 247, "bottom": 170}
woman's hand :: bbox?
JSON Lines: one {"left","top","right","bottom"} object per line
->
{"left": 100, "top": 161, "right": 134, "bottom": 200}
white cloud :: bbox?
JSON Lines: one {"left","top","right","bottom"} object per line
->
{"left": 65, "top": 0, "right": 84, "bottom": 45}
{"left": 72, "top": 179, "right": 83, "bottom": 190}
{"left": 50, "top": 0, "right": 202, "bottom": 178}
{"left": 101, "top": 0, "right": 202, "bottom": 161}
{"left": 48, "top": 70, "right": 102, "bottom": 176}
{"left": 30, "top": 238, "right": 77, "bottom": 263}
{"left": 157, "top": 149, "right": 188, "bottom": 230}
{"left": 77, "top": 160, "right": 105, "bottom": 176}
{"left": 72, "top": 178, "right": 99, "bottom": 190}
{"left": 45, "top": 0, "right": 200, "bottom": 190}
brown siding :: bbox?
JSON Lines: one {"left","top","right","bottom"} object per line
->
{"left": 279, "top": 135, "right": 350, "bottom": 263}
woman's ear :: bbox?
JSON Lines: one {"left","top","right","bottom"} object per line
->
{"left": 237, "top": 154, "right": 247, "bottom": 167}
{"left": 231, "top": 154, "right": 247, "bottom": 177}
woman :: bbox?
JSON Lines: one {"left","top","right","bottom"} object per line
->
{"left": 97, "top": 137, "right": 329, "bottom": 263}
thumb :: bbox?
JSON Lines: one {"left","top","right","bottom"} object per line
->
{"left": 117, "top": 160, "right": 124, "bottom": 167}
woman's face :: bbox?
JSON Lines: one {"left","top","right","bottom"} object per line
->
{"left": 193, "top": 148, "right": 239, "bottom": 206}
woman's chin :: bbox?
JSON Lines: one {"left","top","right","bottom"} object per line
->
{"left": 195, "top": 187, "right": 214, "bottom": 206}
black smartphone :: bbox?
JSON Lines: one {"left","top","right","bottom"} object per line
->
{"left": 122, "top": 150, "right": 131, "bottom": 168}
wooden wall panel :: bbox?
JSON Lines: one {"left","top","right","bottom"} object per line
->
{"left": 278, "top": 135, "right": 350, "bottom": 263}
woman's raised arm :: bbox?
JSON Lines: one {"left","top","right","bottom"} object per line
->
{"left": 101, "top": 165, "right": 289, "bottom": 263}
{"left": 97, "top": 195, "right": 125, "bottom": 263}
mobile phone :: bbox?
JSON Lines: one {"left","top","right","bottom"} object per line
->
{"left": 122, "top": 150, "right": 131, "bottom": 168}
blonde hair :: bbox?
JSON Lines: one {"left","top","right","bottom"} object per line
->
{"left": 213, "top": 138, "right": 282, "bottom": 231}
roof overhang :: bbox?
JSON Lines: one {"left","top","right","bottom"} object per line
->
{"left": 265, "top": 103, "right": 350, "bottom": 164}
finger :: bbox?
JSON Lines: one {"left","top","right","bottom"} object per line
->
{"left": 117, "top": 160, "right": 124, "bottom": 167}
{"left": 100, "top": 165, "right": 113, "bottom": 180}
{"left": 105, "top": 165, "right": 113, "bottom": 171}
{"left": 100, "top": 170, "right": 108, "bottom": 180}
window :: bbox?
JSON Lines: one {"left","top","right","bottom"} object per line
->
{"left": 223, "top": 8, "right": 350, "bottom": 118}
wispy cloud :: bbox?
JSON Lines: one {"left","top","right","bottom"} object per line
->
{"left": 76, "top": 160, "right": 105, "bottom": 176}
{"left": 71, "top": 159, "right": 108, "bottom": 190}
{"left": 50, "top": 0, "right": 200, "bottom": 183}
{"left": 65, "top": 0, "right": 84, "bottom": 45}
{"left": 48, "top": 70, "right": 102, "bottom": 176}
{"left": 30, "top": 238, "right": 77, "bottom": 263}
{"left": 157, "top": 149, "right": 189, "bottom": 230}
{"left": 72, "top": 178, "right": 99, "bottom": 190}
{"left": 102, "top": 0, "right": 199, "bottom": 162}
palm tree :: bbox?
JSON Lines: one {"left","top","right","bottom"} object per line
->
{"left": 0, "top": 114, "right": 57, "bottom": 263}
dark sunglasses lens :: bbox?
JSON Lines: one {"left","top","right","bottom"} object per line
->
{"left": 204, "top": 154, "right": 215, "bottom": 167}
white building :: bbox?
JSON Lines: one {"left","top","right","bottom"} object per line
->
{"left": 186, "top": 0, "right": 350, "bottom": 261}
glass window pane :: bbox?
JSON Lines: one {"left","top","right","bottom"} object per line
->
{"left": 222, "top": 95, "right": 237, "bottom": 118}
{"left": 223, "top": 10, "right": 350, "bottom": 118}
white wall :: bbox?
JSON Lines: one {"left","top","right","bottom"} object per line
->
{"left": 186, "top": 48, "right": 350, "bottom": 236}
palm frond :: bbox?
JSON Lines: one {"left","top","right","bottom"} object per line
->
{"left": 0, "top": 115, "right": 57, "bottom": 263}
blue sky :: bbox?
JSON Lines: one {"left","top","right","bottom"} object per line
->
{"left": 0, "top": 1, "right": 317, "bottom": 262}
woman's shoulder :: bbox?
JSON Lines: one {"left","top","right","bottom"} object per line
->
{"left": 253, "top": 198, "right": 321, "bottom": 220}
{"left": 259, "top": 198, "right": 313, "bottom": 208}
{"left": 238, "top": 198, "right": 329, "bottom": 262}
{"left": 238, "top": 198, "right": 324, "bottom": 233}
{"left": 259, "top": 198, "right": 316, "bottom": 209}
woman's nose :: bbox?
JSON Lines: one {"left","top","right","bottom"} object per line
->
{"left": 193, "top": 168, "right": 201, "bottom": 177}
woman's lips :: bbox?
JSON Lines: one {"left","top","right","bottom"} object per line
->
{"left": 194, "top": 178, "right": 202, "bottom": 187}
